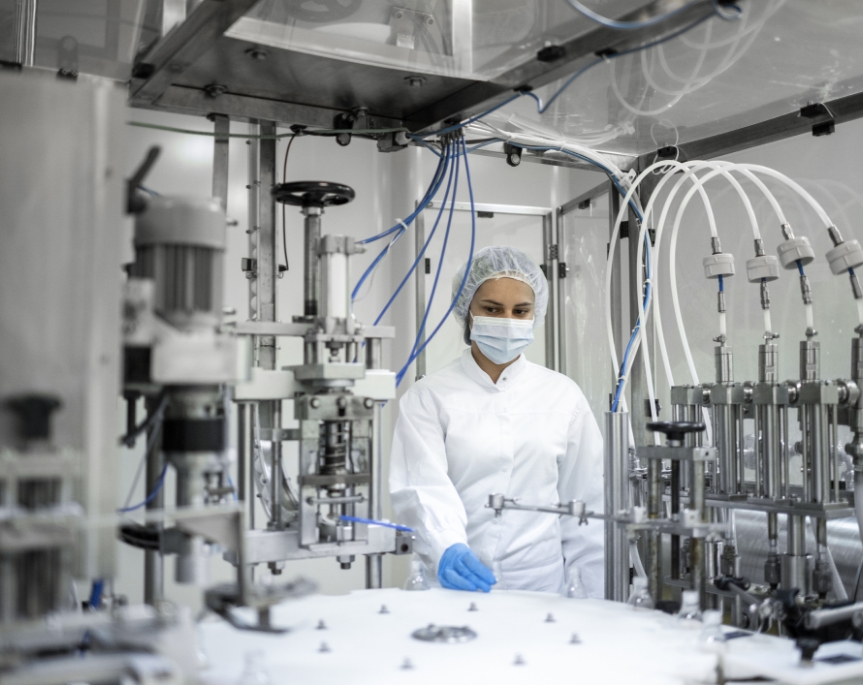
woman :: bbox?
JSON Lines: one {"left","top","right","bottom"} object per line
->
{"left": 389, "top": 246, "right": 604, "bottom": 596}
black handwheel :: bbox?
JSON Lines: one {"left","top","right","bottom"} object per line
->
{"left": 646, "top": 421, "right": 705, "bottom": 443}
{"left": 272, "top": 181, "right": 355, "bottom": 208}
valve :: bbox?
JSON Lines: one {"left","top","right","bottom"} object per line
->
{"left": 646, "top": 421, "right": 705, "bottom": 444}
{"left": 272, "top": 181, "right": 355, "bottom": 208}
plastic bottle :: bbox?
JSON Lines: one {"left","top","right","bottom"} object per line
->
{"left": 676, "top": 590, "right": 703, "bottom": 627}
{"left": 238, "top": 651, "right": 271, "bottom": 685}
{"left": 698, "top": 610, "right": 727, "bottom": 653}
{"left": 564, "top": 566, "right": 588, "bottom": 599}
{"left": 627, "top": 576, "right": 654, "bottom": 610}
{"left": 403, "top": 559, "right": 430, "bottom": 591}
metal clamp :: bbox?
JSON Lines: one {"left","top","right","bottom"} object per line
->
{"left": 486, "top": 494, "right": 595, "bottom": 525}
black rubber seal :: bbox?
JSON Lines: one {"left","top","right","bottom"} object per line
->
{"left": 163, "top": 418, "right": 225, "bottom": 452}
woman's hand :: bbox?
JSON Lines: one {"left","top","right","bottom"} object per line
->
{"left": 438, "top": 544, "right": 497, "bottom": 592}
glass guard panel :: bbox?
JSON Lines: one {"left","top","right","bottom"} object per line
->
{"left": 32, "top": 0, "right": 149, "bottom": 80}
{"left": 474, "top": 0, "right": 863, "bottom": 154}
{"left": 227, "top": 0, "right": 647, "bottom": 81}
{"left": 414, "top": 209, "right": 547, "bottom": 378}
{"left": 560, "top": 196, "right": 613, "bottom": 420}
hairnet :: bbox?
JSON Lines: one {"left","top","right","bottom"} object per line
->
{"left": 451, "top": 246, "right": 548, "bottom": 344}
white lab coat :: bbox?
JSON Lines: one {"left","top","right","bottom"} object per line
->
{"left": 389, "top": 350, "right": 605, "bottom": 596}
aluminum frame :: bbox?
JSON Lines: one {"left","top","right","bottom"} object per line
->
{"left": 128, "top": 0, "right": 716, "bottom": 135}
{"left": 412, "top": 202, "right": 559, "bottom": 374}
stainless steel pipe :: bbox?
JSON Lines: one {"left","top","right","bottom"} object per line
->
{"left": 604, "top": 411, "right": 629, "bottom": 602}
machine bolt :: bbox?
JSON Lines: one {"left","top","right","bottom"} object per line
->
{"left": 310, "top": 397, "right": 321, "bottom": 409}
{"left": 245, "top": 47, "right": 268, "bottom": 61}
{"left": 204, "top": 83, "right": 227, "bottom": 98}
{"left": 319, "top": 642, "right": 331, "bottom": 653}
{"left": 364, "top": 398, "right": 375, "bottom": 409}
{"left": 337, "top": 396, "right": 348, "bottom": 409}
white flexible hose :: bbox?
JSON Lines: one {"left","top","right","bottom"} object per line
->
{"left": 656, "top": 6, "right": 762, "bottom": 91}
{"left": 608, "top": 160, "right": 722, "bottom": 447}
{"left": 678, "top": 0, "right": 785, "bottom": 50}
{"left": 649, "top": 160, "right": 790, "bottom": 396}
{"left": 647, "top": 15, "right": 745, "bottom": 95}
{"left": 605, "top": 161, "right": 704, "bottom": 420}
{"left": 467, "top": 120, "right": 628, "bottom": 182}
{"left": 733, "top": 163, "right": 833, "bottom": 228}
{"left": 666, "top": 165, "right": 767, "bottom": 376}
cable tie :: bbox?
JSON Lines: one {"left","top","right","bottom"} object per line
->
{"left": 391, "top": 220, "right": 409, "bottom": 245}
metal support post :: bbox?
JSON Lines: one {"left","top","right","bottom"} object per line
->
{"left": 144, "top": 396, "right": 164, "bottom": 606}
{"left": 555, "top": 209, "right": 567, "bottom": 376}
{"left": 647, "top": 458, "right": 662, "bottom": 604}
{"left": 365, "top": 401, "right": 384, "bottom": 589}
{"left": 248, "top": 121, "right": 280, "bottom": 535}
{"left": 691, "top": 459, "right": 706, "bottom": 606}
{"left": 257, "top": 121, "right": 278, "bottom": 371}
{"left": 543, "top": 212, "right": 559, "bottom": 371}
{"left": 15, "top": 0, "right": 37, "bottom": 68}
{"left": 414, "top": 206, "right": 427, "bottom": 379}
{"left": 604, "top": 411, "right": 629, "bottom": 601}
{"left": 211, "top": 114, "right": 230, "bottom": 209}
{"left": 627, "top": 181, "right": 653, "bottom": 448}
{"left": 670, "top": 405, "right": 682, "bottom": 583}
{"left": 302, "top": 207, "right": 322, "bottom": 317}
{"left": 237, "top": 403, "right": 247, "bottom": 503}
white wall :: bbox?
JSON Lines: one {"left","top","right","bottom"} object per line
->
{"left": 115, "top": 108, "right": 602, "bottom": 608}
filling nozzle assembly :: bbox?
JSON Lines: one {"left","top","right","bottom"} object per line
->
{"left": 823, "top": 224, "right": 863, "bottom": 325}
{"left": 703, "top": 236, "right": 734, "bottom": 338}
{"left": 747, "top": 238, "right": 779, "bottom": 337}
{"left": 774, "top": 223, "right": 817, "bottom": 334}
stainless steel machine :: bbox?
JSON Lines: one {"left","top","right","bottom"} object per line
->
{"left": 9, "top": 0, "right": 863, "bottom": 682}
{"left": 229, "top": 176, "right": 410, "bottom": 586}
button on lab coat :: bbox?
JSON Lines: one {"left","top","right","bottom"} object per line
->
{"left": 389, "top": 350, "right": 605, "bottom": 596}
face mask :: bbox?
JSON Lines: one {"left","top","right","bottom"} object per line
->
{"left": 469, "top": 314, "right": 534, "bottom": 364}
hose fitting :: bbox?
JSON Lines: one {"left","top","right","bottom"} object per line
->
{"left": 852, "top": 272, "right": 863, "bottom": 300}
{"left": 754, "top": 238, "right": 766, "bottom": 257}
{"left": 800, "top": 274, "right": 813, "bottom": 305}
{"left": 760, "top": 280, "right": 771, "bottom": 310}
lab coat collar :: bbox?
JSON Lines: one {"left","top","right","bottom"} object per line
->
{"left": 460, "top": 348, "right": 528, "bottom": 391}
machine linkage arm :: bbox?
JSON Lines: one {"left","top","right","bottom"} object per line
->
{"left": 486, "top": 494, "right": 603, "bottom": 525}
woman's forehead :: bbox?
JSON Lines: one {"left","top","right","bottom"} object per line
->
{"left": 473, "top": 277, "right": 535, "bottom": 302}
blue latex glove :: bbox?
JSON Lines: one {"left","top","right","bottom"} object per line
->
{"left": 438, "top": 543, "right": 497, "bottom": 592}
